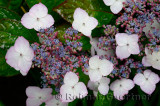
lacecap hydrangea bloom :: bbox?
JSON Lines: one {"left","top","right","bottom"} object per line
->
{"left": 115, "top": 33, "right": 140, "bottom": 59}
{"left": 134, "top": 70, "right": 160, "bottom": 95}
{"left": 72, "top": 8, "right": 98, "bottom": 37}
{"left": 103, "top": 0, "right": 126, "bottom": 14}
{"left": 26, "top": 86, "right": 53, "bottom": 106}
{"left": 60, "top": 72, "right": 88, "bottom": 102}
{"left": 5, "top": 37, "right": 34, "bottom": 76}
{"left": 88, "top": 55, "right": 114, "bottom": 82}
{"left": 21, "top": 3, "right": 54, "bottom": 31}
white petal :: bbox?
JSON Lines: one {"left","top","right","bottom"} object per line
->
{"left": 26, "top": 98, "right": 42, "bottom": 106}
{"left": 121, "top": 79, "right": 135, "bottom": 90}
{"left": 114, "top": 88, "right": 128, "bottom": 100}
{"left": 116, "top": 46, "right": 130, "bottom": 59}
{"left": 74, "top": 82, "right": 88, "bottom": 99}
{"left": 127, "top": 34, "right": 139, "bottom": 44}
{"left": 133, "top": 73, "right": 146, "bottom": 86}
{"left": 26, "top": 86, "right": 41, "bottom": 98}
{"left": 40, "top": 88, "right": 53, "bottom": 102}
{"left": 115, "top": 33, "right": 128, "bottom": 46}
{"left": 98, "top": 83, "right": 109, "bottom": 95}
{"left": 87, "top": 80, "right": 99, "bottom": 91}
{"left": 110, "top": 1, "right": 123, "bottom": 14}
{"left": 152, "top": 63, "right": 160, "bottom": 70}
{"left": 73, "top": 8, "right": 89, "bottom": 21}
{"left": 143, "top": 70, "right": 152, "bottom": 79}
{"left": 85, "top": 17, "right": 98, "bottom": 30}
{"left": 89, "top": 69, "right": 102, "bottom": 82}
{"left": 5, "top": 46, "right": 20, "bottom": 70}
{"left": 103, "top": 0, "right": 116, "bottom": 6}
{"left": 35, "top": 14, "right": 54, "bottom": 31}
{"left": 64, "top": 72, "right": 79, "bottom": 86}
{"left": 128, "top": 43, "right": 140, "bottom": 54}
{"left": 142, "top": 56, "right": 151, "bottom": 66}
{"left": 29, "top": 3, "right": 48, "bottom": 18}
{"left": 80, "top": 28, "right": 92, "bottom": 37}
{"left": 46, "top": 96, "right": 68, "bottom": 106}
{"left": 145, "top": 47, "right": 152, "bottom": 55}
{"left": 99, "top": 59, "right": 113, "bottom": 76}
{"left": 14, "top": 36, "right": 30, "bottom": 54}
{"left": 93, "top": 91, "right": 98, "bottom": 97}
{"left": 144, "top": 70, "right": 160, "bottom": 85}
{"left": 60, "top": 84, "right": 75, "bottom": 103}
{"left": 110, "top": 80, "right": 120, "bottom": 91}
{"left": 140, "top": 82, "right": 155, "bottom": 95}
{"left": 21, "top": 13, "right": 36, "bottom": 29}
{"left": 89, "top": 55, "right": 100, "bottom": 69}
{"left": 99, "top": 77, "right": 110, "bottom": 85}
{"left": 18, "top": 58, "right": 32, "bottom": 76}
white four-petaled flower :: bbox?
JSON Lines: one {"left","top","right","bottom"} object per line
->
{"left": 88, "top": 55, "right": 114, "bottom": 82}
{"left": 60, "top": 72, "right": 88, "bottom": 103}
{"left": 110, "top": 78, "right": 135, "bottom": 100}
{"left": 72, "top": 8, "right": 98, "bottom": 37}
{"left": 88, "top": 77, "right": 110, "bottom": 95}
{"left": 46, "top": 95, "right": 68, "bottom": 106}
{"left": 133, "top": 70, "right": 160, "bottom": 95}
{"left": 26, "top": 86, "right": 53, "bottom": 106}
{"left": 103, "top": 0, "right": 126, "bottom": 14}
{"left": 21, "top": 3, "right": 54, "bottom": 31}
{"left": 115, "top": 33, "right": 140, "bottom": 59}
{"left": 142, "top": 47, "right": 160, "bottom": 70}
{"left": 5, "top": 36, "right": 34, "bottom": 76}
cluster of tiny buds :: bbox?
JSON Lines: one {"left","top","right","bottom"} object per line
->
{"left": 31, "top": 27, "right": 90, "bottom": 92}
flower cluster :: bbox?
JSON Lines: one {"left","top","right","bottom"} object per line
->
{"left": 4, "top": 1, "right": 160, "bottom": 106}
{"left": 31, "top": 26, "right": 90, "bottom": 92}
{"left": 116, "top": 0, "right": 160, "bottom": 35}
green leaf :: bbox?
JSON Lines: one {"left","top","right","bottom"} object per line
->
{"left": 80, "top": 36, "right": 91, "bottom": 51}
{"left": 77, "top": 68, "right": 89, "bottom": 85}
{"left": 68, "top": 99, "right": 80, "bottom": 106}
{"left": 94, "top": 91, "right": 113, "bottom": 106}
{"left": 26, "top": 0, "right": 65, "bottom": 22}
{"left": 0, "top": 19, "right": 39, "bottom": 45}
{"left": 136, "top": 86, "right": 151, "bottom": 106}
{"left": 0, "top": 0, "right": 23, "bottom": 15}
{"left": 0, "top": 101, "right": 4, "bottom": 106}
{"left": 0, "top": 7, "right": 20, "bottom": 20}
{"left": 0, "top": 19, "right": 39, "bottom": 77}
{"left": 54, "top": 0, "right": 116, "bottom": 27}
{"left": 124, "top": 100, "right": 136, "bottom": 106}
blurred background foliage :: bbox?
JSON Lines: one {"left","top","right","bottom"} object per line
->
{"left": 0, "top": 0, "right": 159, "bottom": 106}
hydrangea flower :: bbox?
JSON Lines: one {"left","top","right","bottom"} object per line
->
{"left": 103, "top": 0, "right": 126, "bottom": 14}
{"left": 26, "top": 86, "right": 53, "bottom": 106}
{"left": 21, "top": 3, "right": 54, "bottom": 31}
{"left": 72, "top": 8, "right": 98, "bottom": 37}
{"left": 115, "top": 33, "right": 140, "bottom": 59}
{"left": 60, "top": 72, "right": 88, "bottom": 102}
{"left": 87, "top": 77, "right": 110, "bottom": 95}
{"left": 46, "top": 95, "right": 68, "bottom": 106}
{"left": 142, "top": 47, "right": 160, "bottom": 70}
{"left": 88, "top": 55, "right": 114, "bottom": 82}
{"left": 110, "top": 78, "right": 135, "bottom": 100}
{"left": 133, "top": 70, "right": 160, "bottom": 95}
{"left": 5, "top": 36, "right": 34, "bottom": 76}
